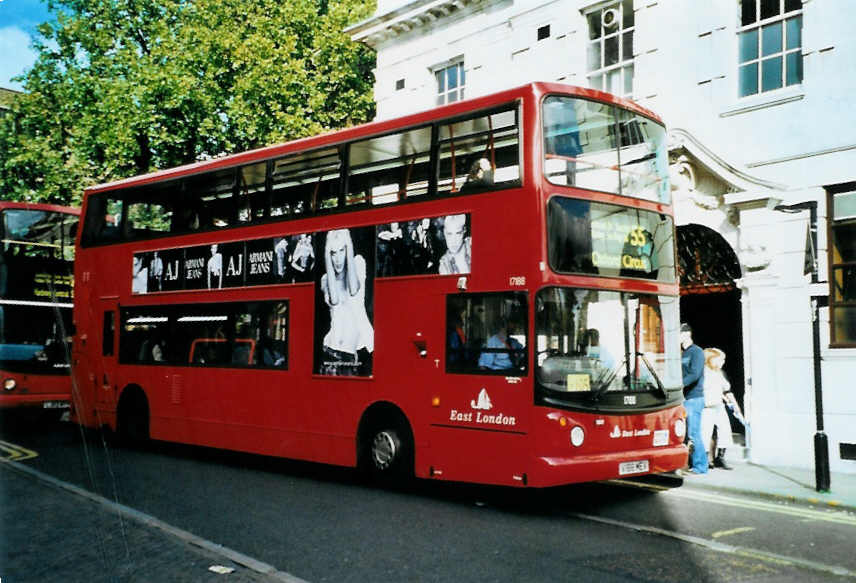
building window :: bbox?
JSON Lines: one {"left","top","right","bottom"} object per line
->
{"left": 738, "top": 0, "right": 803, "bottom": 98}
{"left": 830, "top": 191, "right": 856, "bottom": 346}
{"left": 538, "top": 25, "right": 551, "bottom": 41}
{"left": 435, "top": 61, "right": 465, "bottom": 105}
{"left": 585, "top": 0, "right": 634, "bottom": 98}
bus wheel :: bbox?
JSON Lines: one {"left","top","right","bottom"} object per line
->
{"left": 117, "top": 387, "right": 149, "bottom": 447}
{"left": 362, "top": 415, "right": 413, "bottom": 484}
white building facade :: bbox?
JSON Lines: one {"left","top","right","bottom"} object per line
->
{"left": 349, "top": 0, "right": 856, "bottom": 474}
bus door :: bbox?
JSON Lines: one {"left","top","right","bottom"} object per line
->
{"left": 430, "top": 291, "right": 530, "bottom": 485}
{"left": 96, "top": 298, "right": 119, "bottom": 412}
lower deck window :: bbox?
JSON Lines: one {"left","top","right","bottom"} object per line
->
{"left": 120, "top": 301, "right": 288, "bottom": 369}
{"left": 446, "top": 292, "right": 528, "bottom": 375}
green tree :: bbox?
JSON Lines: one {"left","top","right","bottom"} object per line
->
{"left": 0, "top": 0, "right": 376, "bottom": 206}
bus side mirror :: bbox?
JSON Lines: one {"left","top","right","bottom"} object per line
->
{"left": 412, "top": 333, "right": 427, "bottom": 358}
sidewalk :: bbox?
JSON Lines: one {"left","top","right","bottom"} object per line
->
{"left": 0, "top": 462, "right": 298, "bottom": 583}
{"left": 679, "top": 455, "right": 856, "bottom": 512}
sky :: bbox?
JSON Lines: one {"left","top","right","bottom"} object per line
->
{"left": 0, "top": 0, "right": 53, "bottom": 90}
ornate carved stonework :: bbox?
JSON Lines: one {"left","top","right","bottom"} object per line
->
{"left": 670, "top": 155, "right": 721, "bottom": 210}
{"left": 738, "top": 241, "right": 772, "bottom": 272}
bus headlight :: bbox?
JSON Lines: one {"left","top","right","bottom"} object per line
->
{"left": 570, "top": 425, "right": 585, "bottom": 447}
{"left": 4, "top": 378, "right": 16, "bottom": 391}
{"left": 674, "top": 418, "right": 686, "bottom": 439}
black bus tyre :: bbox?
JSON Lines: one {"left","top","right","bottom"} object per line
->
{"left": 362, "top": 418, "right": 413, "bottom": 484}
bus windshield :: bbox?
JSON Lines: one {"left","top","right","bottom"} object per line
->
{"left": 2, "top": 209, "right": 77, "bottom": 260}
{"left": 535, "top": 287, "right": 681, "bottom": 409}
{"left": 542, "top": 95, "right": 669, "bottom": 203}
{"left": 0, "top": 304, "right": 71, "bottom": 374}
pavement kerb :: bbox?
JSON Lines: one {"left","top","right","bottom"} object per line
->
{"left": 1, "top": 460, "right": 311, "bottom": 583}
{"left": 679, "top": 478, "right": 856, "bottom": 514}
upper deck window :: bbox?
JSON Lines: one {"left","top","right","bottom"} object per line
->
{"left": 81, "top": 102, "right": 521, "bottom": 248}
{"left": 350, "top": 127, "right": 432, "bottom": 205}
{"left": 2, "top": 209, "right": 77, "bottom": 260}
{"left": 438, "top": 108, "right": 520, "bottom": 196}
{"left": 547, "top": 197, "right": 675, "bottom": 283}
{"left": 271, "top": 147, "right": 341, "bottom": 215}
{"left": 543, "top": 95, "right": 668, "bottom": 204}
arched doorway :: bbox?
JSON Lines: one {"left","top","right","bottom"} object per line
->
{"left": 677, "top": 224, "right": 745, "bottom": 436}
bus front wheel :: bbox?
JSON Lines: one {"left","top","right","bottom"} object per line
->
{"left": 361, "top": 414, "right": 413, "bottom": 484}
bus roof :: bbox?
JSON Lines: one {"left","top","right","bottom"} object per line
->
{"left": 83, "top": 82, "right": 663, "bottom": 196}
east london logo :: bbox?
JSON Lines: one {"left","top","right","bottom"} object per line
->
{"left": 449, "top": 389, "right": 517, "bottom": 427}
{"left": 609, "top": 425, "right": 652, "bottom": 438}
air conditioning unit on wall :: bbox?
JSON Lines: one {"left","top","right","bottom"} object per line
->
{"left": 603, "top": 8, "right": 620, "bottom": 30}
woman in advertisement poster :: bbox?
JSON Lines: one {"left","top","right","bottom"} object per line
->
{"left": 290, "top": 233, "right": 315, "bottom": 275}
{"left": 320, "top": 229, "right": 374, "bottom": 375}
{"left": 408, "top": 218, "right": 435, "bottom": 273}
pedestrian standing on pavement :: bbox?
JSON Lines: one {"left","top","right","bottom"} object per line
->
{"left": 681, "top": 323, "right": 708, "bottom": 474}
{"left": 702, "top": 347, "right": 734, "bottom": 470}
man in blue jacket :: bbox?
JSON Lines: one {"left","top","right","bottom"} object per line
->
{"left": 681, "top": 323, "right": 708, "bottom": 474}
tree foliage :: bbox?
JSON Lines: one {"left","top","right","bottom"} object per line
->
{"left": 0, "top": 0, "right": 376, "bottom": 206}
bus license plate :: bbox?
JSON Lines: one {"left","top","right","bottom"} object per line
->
{"left": 42, "top": 401, "right": 69, "bottom": 409}
{"left": 619, "top": 460, "right": 649, "bottom": 475}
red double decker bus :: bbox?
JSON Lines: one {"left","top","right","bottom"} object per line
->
{"left": 72, "top": 83, "right": 686, "bottom": 487}
{"left": 1, "top": 202, "right": 78, "bottom": 416}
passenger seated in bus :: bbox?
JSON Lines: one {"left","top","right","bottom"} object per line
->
{"left": 478, "top": 318, "right": 523, "bottom": 371}
{"left": 447, "top": 308, "right": 471, "bottom": 367}
{"left": 231, "top": 325, "right": 253, "bottom": 365}
{"left": 259, "top": 335, "right": 285, "bottom": 367}
{"left": 93, "top": 211, "right": 120, "bottom": 242}
{"left": 151, "top": 340, "right": 165, "bottom": 362}
{"left": 137, "top": 336, "right": 165, "bottom": 363}
{"left": 231, "top": 342, "right": 252, "bottom": 365}
{"left": 173, "top": 206, "right": 200, "bottom": 232}
{"left": 461, "top": 157, "right": 493, "bottom": 191}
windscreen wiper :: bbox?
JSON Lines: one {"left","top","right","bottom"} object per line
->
{"left": 590, "top": 359, "right": 622, "bottom": 400}
{"left": 636, "top": 352, "right": 668, "bottom": 400}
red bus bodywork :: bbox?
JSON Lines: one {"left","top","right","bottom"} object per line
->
{"left": 72, "top": 83, "right": 686, "bottom": 487}
{"left": 0, "top": 201, "right": 79, "bottom": 411}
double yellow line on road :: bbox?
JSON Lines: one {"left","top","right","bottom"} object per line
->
{"left": 0, "top": 440, "right": 39, "bottom": 462}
